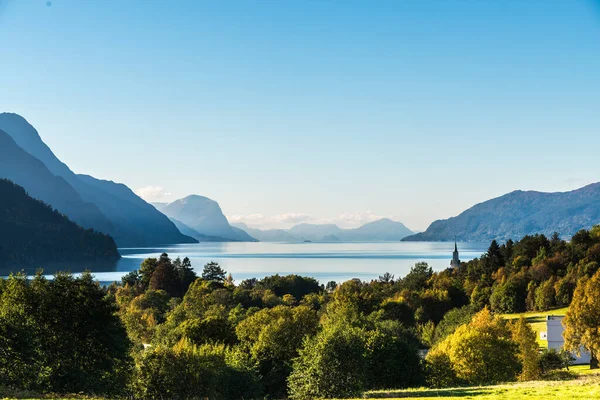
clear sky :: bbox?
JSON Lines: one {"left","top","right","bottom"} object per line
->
{"left": 1, "top": 0, "right": 599, "bottom": 231}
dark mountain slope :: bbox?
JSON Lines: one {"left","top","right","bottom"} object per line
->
{"left": 0, "top": 129, "right": 113, "bottom": 233}
{"left": 0, "top": 113, "right": 196, "bottom": 247}
{"left": 0, "top": 179, "right": 120, "bottom": 267}
{"left": 403, "top": 183, "right": 600, "bottom": 242}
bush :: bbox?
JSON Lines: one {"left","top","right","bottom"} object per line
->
{"left": 425, "top": 352, "right": 460, "bottom": 388}
{"left": 288, "top": 324, "right": 367, "bottom": 399}
{"left": 288, "top": 319, "right": 423, "bottom": 399}
{"left": 364, "top": 320, "right": 424, "bottom": 390}
{"left": 539, "top": 348, "right": 574, "bottom": 374}
{"left": 132, "top": 339, "right": 260, "bottom": 400}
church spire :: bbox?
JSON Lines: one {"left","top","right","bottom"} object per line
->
{"left": 451, "top": 238, "right": 460, "bottom": 269}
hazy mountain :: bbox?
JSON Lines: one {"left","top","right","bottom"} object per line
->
{"left": 0, "top": 179, "right": 120, "bottom": 267}
{"left": 169, "top": 217, "right": 234, "bottom": 242}
{"left": 0, "top": 129, "right": 113, "bottom": 233}
{"left": 233, "top": 218, "right": 414, "bottom": 242}
{"left": 337, "top": 218, "right": 414, "bottom": 241}
{"left": 154, "top": 195, "right": 257, "bottom": 242}
{"left": 403, "top": 183, "right": 600, "bottom": 242}
{"left": 288, "top": 224, "right": 343, "bottom": 241}
{"left": 232, "top": 223, "right": 298, "bottom": 242}
{"left": 0, "top": 113, "right": 196, "bottom": 247}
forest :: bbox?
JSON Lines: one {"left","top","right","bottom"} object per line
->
{"left": 0, "top": 179, "right": 120, "bottom": 267}
{"left": 1, "top": 226, "right": 600, "bottom": 399}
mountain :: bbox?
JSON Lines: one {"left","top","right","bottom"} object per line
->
{"left": 0, "top": 179, "right": 120, "bottom": 267}
{"left": 288, "top": 224, "right": 343, "bottom": 241}
{"left": 0, "top": 129, "right": 113, "bottom": 233}
{"left": 154, "top": 195, "right": 257, "bottom": 242}
{"left": 0, "top": 113, "right": 196, "bottom": 247}
{"left": 232, "top": 218, "right": 414, "bottom": 242}
{"left": 337, "top": 218, "right": 414, "bottom": 241}
{"left": 169, "top": 217, "right": 237, "bottom": 242}
{"left": 232, "top": 223, "right": 298, "bottom": 242}
{"left": 403, "top": 183, "right": 600, "bottom": 242}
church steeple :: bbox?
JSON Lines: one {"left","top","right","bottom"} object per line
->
{"left": 450, "top": 238, "right": 461, "bottom": 269}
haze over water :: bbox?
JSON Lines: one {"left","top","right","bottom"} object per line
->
{"left": 15, "top": 242, "right": 488, "bottom": 284}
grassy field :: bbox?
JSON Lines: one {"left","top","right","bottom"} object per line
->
{"left": 501, "top": 307, "right": 568, "bottom": 347}
{"left": 3, "top": 366, "right": 599, "bottom": 400}
{"left": 360, "top": 365, "right": 600, "bottom": 399}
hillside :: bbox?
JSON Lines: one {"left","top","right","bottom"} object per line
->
{"left": 0, "top": 129, "right": 114, "bottom": 233}
{"left": 403, "top": 183, "right": 600, "bottom": 242}
{"left": 0, "top": 113, "right": 196, "bottom": 247}
{"left": 0, "top": 179, "right": 120, "bottom": 267}
{"left": 154, "top": 195, "right": 257, "bottom": 242}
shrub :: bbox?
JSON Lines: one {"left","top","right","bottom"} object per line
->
{"left": 539, "top": 348, "right": 574, "bottom": 374}
{"left": 288, "top": 324, "right": 367, "bottom": 399}
{"left": 288, "top": 319, "right": 423, "bottom": 399}
{"left": 132, "top": 339, "right": 260, "bottom": 400}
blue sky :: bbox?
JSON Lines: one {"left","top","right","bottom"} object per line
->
{"left": 1, "top": 0, "right": 599, "bottom": 231}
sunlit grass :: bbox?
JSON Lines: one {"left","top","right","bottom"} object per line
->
{"left": 501, "top": 307, "right": 569, "bottom": 347}
{"left": 359, "top": 364, "right": 600, "bottom": 399}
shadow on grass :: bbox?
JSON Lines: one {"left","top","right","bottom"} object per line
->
{"left": 366, "top": 387, "right": 495, "bottom": 398}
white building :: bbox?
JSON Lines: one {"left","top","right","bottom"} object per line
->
{"left": 541, "top": 315, "right": 591, "bottom": 364}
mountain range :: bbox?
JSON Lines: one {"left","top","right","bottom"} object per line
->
{"left": 232, "top": 218, "right": 414, "bottom": 242}
{"left": 403, "top": 183, "right": 600, "bottom": 242}
{"left": 2, "top": 112, "right": 599, "bottom": 247}
{"left": 153, "top": 195, "right": 257, "bottom": 242}
{"left": 0, "top": 113, "right": 196, "bottom": 247}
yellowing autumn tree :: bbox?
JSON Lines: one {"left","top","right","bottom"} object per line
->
{"left": 563, "top": 269, "right": 600, "bottom": 369}
{"left": 508, "top": 316, "right": 540, "bottom": 380}
{"left": 426, "top": 307, "right": 521, "bottom": 385}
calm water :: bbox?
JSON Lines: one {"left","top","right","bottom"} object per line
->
{"left": 5, "top": 242, "right": 488, "bottom": 284}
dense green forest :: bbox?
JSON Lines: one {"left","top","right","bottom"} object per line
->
{"left": 1, "top": 226, "right": 600, "bottom": 399}
{"left": 0, "top": 179, "right": 120, "bottom": 267}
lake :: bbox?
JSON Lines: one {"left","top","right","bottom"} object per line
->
{"left": 6, "top": 241, "right": 489, "bottom": 284}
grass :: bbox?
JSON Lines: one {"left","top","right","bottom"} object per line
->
{"left": 501, "top": 307, "right": 568, "bottom": 347}
{"left": 360, "top": 365, "right": 600, "bottom": 399}
{"left": 2, "top": 367, "right": 598, "bottom": 400}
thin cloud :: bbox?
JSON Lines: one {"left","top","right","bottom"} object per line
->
{"left": 135, "top": 186, "right": 172, "bottom": 202}
{"left": 228, "top": 210, "right": 397, "bottom": 230}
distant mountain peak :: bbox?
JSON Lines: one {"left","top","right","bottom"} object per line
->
{"left": 155, "top": 195, "right": 257, "bottom": 242}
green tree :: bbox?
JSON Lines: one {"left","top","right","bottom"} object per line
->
{"left": 563, "top": 269, "right": 600, "bottom": 369}
{"left": 202, "top": 261, "right": 227, "bottom": 283}
{"left": 236, "top": 305, "right": 319, "bottom": 398}
{"left": 400, "top": 262, "right": 433, "bottom": 291}
{"left": 288, "top": 323, "right": 367, "bottom": 399}
{"left": 432, "top": 305, "right": 475, "bottom": 345}
{"left": 534, "top": 278, "right": 556, "bottom": 311}
{"left": 174, "top": 256, "right": 198, "bottom": 297}
{"left": 508, "top": 316, "right": 540, "bottom": 381}
{"left": 133, "top": 339, "right": 260, "bottom": 400}
{"left": 0, "top": 272, "right": 131, "bottom": 395}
